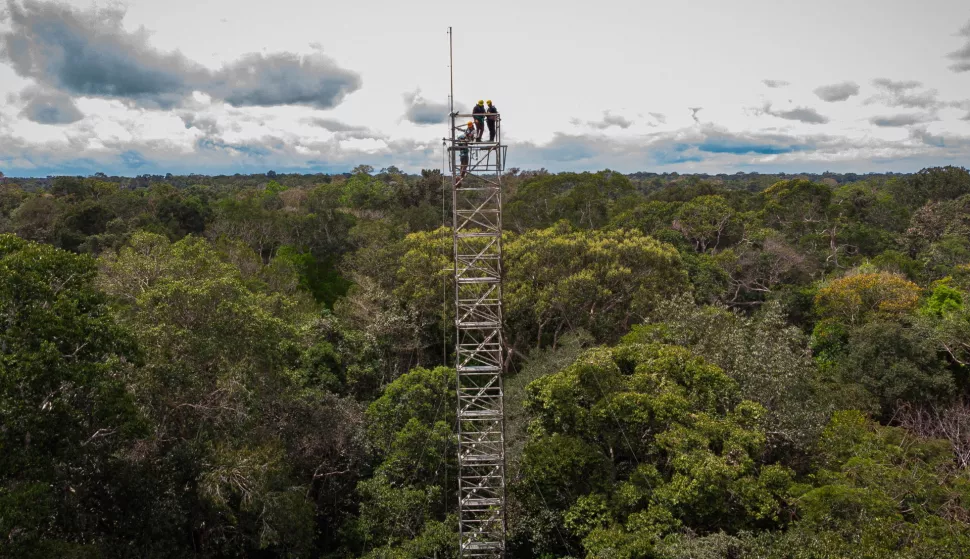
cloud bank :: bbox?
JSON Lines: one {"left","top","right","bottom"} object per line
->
{"left": 8, "top": 110, "right": 970, "bottom": 178}
{"left": 0, "top": 0, "right": 362, "bottom": 110}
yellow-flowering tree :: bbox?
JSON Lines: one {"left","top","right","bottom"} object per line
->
{"left": 814, "top": 270, "right": 921, "bottom": 326}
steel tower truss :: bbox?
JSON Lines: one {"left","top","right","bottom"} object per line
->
{"left": 448, "top": 113, "right": 508, "bottom": 557}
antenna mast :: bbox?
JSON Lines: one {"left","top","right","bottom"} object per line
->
{"left": 449, "top": 27, "right": 454, "bottom": 115}
{"left": 446, "top": 27, "right": 508, "bottom": 558}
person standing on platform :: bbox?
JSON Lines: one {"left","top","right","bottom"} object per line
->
{"left": 472, "top": 100, "right": 486, "bottom": 141}
{"left": 486, "top": 100, "right": 498, "bottom": 142}
{"left": 459, "top": 121, "right": 475, "bottom": 178}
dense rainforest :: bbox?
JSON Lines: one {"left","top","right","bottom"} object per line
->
{"left": 2, "top": 165, "right": 970, "bottom": 558}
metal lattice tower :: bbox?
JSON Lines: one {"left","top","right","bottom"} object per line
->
{"left": 446, "top": 27, "right": 507, "bottom": 558}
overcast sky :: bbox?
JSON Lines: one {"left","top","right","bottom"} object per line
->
{"left": 1, "top": 0, "right": 969, "bottom": 176}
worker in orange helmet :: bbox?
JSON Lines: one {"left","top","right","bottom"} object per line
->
{"left": 459, "top": 121, "right": 475, "bottom": 178}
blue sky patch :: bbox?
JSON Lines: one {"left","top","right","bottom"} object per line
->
{"left": 696, "top": 138, "right": 810, "bottom": 155}
{"left": 120, "top": 150, "right": 148, "bottom": 169}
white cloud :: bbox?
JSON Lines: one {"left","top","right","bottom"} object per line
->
{"left": 866, "top": 79, "right": 942, "bottom": 109}
{"left": 813, "top": 82, "right": 860, "bottom": 102}
{"left": 870, "top": 113, "right": 937, "bottom": 127}
{"left": 763, "top": 79, "right": 790, "bottom": 88}
{"left": 757, "top": 103, "right": 829, "bottom": 124}
{"left": 948, "top": 20, "right": 970, "bottom": 72}
{"left": 573, "top": 111, "right": 634, "bottom": 129}
{"left": 402, "top": 89, "right": 452, "bottom": 125}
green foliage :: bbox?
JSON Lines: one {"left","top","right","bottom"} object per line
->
{"left": 507, "top": 171, "right": 638, "bottom": 232}
{"left": 393, "top": 226, "right": 453, "bottom": 353}
{"left": 367, "top": 366, "right": 456, "bottom": 453}
{"left": 630, "top": 298, "right": 830, "bottom": 463}
{"left": 904, "top": 196, "right": 970, "bottom": 281}
{"left": 504, "top": 222, "right": 688, "bottom": 348}
{"left": 923, "top": 281, "right": 964, "bottom": 317}
{"left": 809, "top": 318, "right": 849, "bottom": 366}
{"left": 342, "top": 218, "right": 408, "bottom": 287}
{"left": 516, "top": 342, "right": 794, "bottom": 557}
{"left": 0, "top": 235, "right": 142, "bottom": 556}
{"left": 348, "top": 366, "right": 458, "bottom": 557}
{"left": 653, "top": 532, "right": 748, "bottom": 559}
{"left": 872, "top": 248, "right": 923, "bottom": 280}
{"left": 749, "top": 410, "right": 970, "bottom": 558}
{"left": 918, "top": 278, "right": 970, "bottom": 373}
{"left": 810, "top": 267, "right": 956, "bottom": 416}
{"left": 679, "top": 251, "right": 731, "bottom": 304}
{"left": 0, "top": 183, "right": 27, "bottom": 219}
{"left": 674, "top": 194, "right": 737, "bottom": 252}
{"left": 4, "top": 167, "right": 970, "bottom": 557}
{"left": 94, "top": 232, "right": 335, "bottom": 554}
{"left": 340, "top": 172, "right": 393, "bottom": 211}
{"left": 833, "top": 181, "right": 910, "bottom": 234}
{"left": 505, "top": 331, "right": 595, "bottom": 473}
{"left": 893, "top": 165, "right": 970, "bottom": 207}
{"left": 837, "top": 320, "right": 954, "bottom": 416}
{"left": 711, "top": 228, "right": 810, "bottom": 305}
{"left": 10, "top": 194, "right": 62, "bottom": 242}
{"left": 761, "top": 179, "right": 833, "bottom": 241}
{"left": 923, "top": 237, "right": 970, "bottom": 282}
{"left": 272, "top": 245, "right": 350, "bottom": 306}
{"left": 608, "top": 199, "right": 681, "bottom": 238}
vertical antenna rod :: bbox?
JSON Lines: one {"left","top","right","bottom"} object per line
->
{"left": 447, "top": 27, "right": 508, "bottom": 558}
{"left": 449, "top": 26, "right": 454, "bottom": 115}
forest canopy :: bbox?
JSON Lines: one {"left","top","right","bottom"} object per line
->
{"left": 2, "top": 166, "right": 970, "bottom": 558}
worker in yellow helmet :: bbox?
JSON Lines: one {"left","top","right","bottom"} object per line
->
{"left": 486, "top": 100, "right": 498, "bottom": 142}
{"left": 472, "top": 100, "right": 486, "bottom": 142}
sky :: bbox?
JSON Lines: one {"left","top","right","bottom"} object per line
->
{"left": 1, "top": 0, "right": 969, "bottom": 177}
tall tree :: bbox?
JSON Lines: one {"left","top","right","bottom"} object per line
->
{"left": 96, "top": 232, "right": 332, "bottom": 555}
{"left": 504, "top": 222, "right": 688, "bottom": 351}
{"left": 0, "top": 235, "right": 142, "bottom": 557}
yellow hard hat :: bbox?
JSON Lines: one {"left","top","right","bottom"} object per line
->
{"left": 486, "top": 99, "right": 492, "bottom": 104}
{"left": 477, "top": 100, "right": 484, "bottom": 105}
{"left": 467, "top": 121, "right": 474, "bottom": 127}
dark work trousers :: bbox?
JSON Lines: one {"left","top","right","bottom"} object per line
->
{"left": 486, "top": 120, "right": 496, "bottom": 142}
{"left": 474, "top": 119, "right": 484, "bottom": 141}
